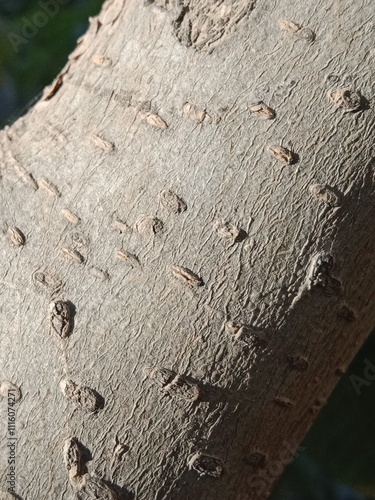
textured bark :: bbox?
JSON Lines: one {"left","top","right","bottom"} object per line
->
{"left": 0, "top": 0, "right": 374, "bottom": 499}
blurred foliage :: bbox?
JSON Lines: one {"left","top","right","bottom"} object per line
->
{"left": 1, "top": 1, "right": 375, "bottom": 499}
{"left": 271, "top": 455, "right": 368, "bottom": 500}
{"left": 0, "top": 0, "right": 104, "bottom": 126}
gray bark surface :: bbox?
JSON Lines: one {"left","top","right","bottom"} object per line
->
{"left": 0, "top": 0, "right": 374, "bottom": 498}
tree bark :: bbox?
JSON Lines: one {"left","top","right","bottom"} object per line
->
{"left": 0, "top": 0, "right": 374, "bottom": 498}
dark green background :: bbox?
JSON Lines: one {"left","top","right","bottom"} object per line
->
{"left": 0, "top": 2, "right": 374, "bottom": 498}
{"left": 0, "top": 0, "right": 104, "bottom": 125}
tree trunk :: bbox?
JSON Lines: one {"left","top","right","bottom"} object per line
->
{"left": 0, "top": 0, "right": 374, "bottom": 498}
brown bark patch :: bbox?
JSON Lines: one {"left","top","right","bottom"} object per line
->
{"left": 172, "top": 0, "right": 256, "bottom": 51}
